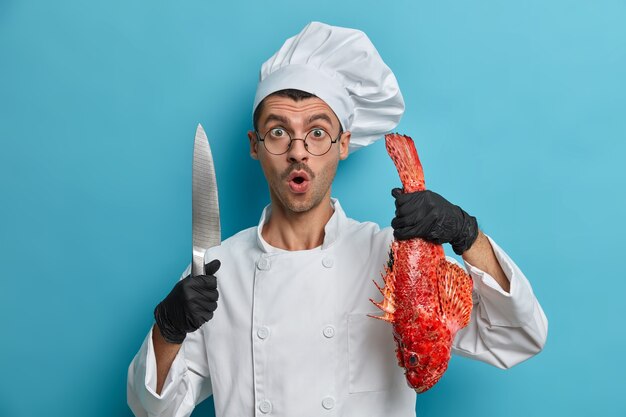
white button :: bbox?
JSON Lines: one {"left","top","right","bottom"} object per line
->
{"left": 259, "top": 399, "right": 272, "bottom": 413}
{"left": 257, "top": 326, "right": 270, "bottom": 340}
{"left": 323, "top": 325, "right": 335, "bottom": 338}
{"left": 257, "top": 257, "right": 271, "bottom": 270}
{"left": 321, "top": 396, "right": 335, "bottom": 410}
{"left": 322, "top": 257, "right": 334, "bottom": 268}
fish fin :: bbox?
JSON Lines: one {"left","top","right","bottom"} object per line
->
{"left": 375, "top": 272, "right": 396, "bottom": 306}
{"left": 369, "top": 275, "right": 397, "bottom": 320}
{"left": 436, "top": 258, "right": 473, "bottom": 333}
{"left": 368, "top": 286, "right": 395, "bottom": 322}
{"left": 367, "top": 311, "right": 395, "bottom": 323}
{"left": 369, "top": 295, "right": 396, "bottom": 314}
{"left": 369, "top": 244, "right": 398, "bottom": 323}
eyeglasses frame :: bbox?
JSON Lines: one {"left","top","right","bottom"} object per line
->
{"left": 254, "top": 127, "right": 343, "bottom": 156}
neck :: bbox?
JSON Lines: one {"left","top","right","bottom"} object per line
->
{"left": 262, "top": 194, "right": 334, "bottom": 251}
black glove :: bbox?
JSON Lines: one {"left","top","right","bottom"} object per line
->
{"left": 154, "top": 259, "right": 221, "bottom": 344}
{"left": 391, "top": 188, "right": 479, "bottom": 255}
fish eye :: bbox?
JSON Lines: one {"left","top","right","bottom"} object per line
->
{"left": 408, "top": 354, "right": 418, "bottom": 366}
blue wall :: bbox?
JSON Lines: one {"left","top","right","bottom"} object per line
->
{"left": 1, "top": 1, "right": 624, "bottom": 416}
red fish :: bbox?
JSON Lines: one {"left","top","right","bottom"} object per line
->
{"left": 370, "top": 133, "right": 474, "bottom": 393}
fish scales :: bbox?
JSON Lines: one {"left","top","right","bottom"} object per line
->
{"left": 370, "top": 133, "right": 473, "bottom": 393}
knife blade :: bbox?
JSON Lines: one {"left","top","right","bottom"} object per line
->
{"left": 192, "top": 123, "right": 221, "bottom": 277}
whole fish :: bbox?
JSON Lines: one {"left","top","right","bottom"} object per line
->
{"left": 370, "top": 133, "right": 474, "bottom": 393}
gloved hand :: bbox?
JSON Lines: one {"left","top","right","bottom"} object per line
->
{"left": 154, "top": 259, "right": 221, "bottom": 344}
{"left": 391, "top": 188, "right": 479, "bottom": 255}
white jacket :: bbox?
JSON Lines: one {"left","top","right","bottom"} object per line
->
{"left": 128, "top": 199, "right": 548, "bottom": 417}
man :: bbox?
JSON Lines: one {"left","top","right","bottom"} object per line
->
{"left": 128, "top": 22, "right": 547, "bottom": 417}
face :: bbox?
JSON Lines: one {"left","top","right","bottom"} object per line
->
{"left": 248, "top": 95, "right": 351, "bottom": 214}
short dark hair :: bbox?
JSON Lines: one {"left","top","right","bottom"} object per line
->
{"left": 253, "top": 89, "right": 317, "bottom": 131}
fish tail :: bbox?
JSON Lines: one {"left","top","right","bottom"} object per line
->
{"left": 385, "top": 133, "right": 426, "bottom": 192}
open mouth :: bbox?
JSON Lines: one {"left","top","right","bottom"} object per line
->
{"left": 287, "top": 170, "right": 311, "bottom": 193}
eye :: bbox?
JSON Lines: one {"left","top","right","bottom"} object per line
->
{"left": 309, "top": 128, "right": 327, "bottom": 139}
{"left": 270, "top": 128, "right": 286, "bottom": 137}
{"left": 408, "top": 354, "right": 418, "bottom": 366}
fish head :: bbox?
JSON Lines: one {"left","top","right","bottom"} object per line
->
{"left": 395, "top": 322, "right": 453, "bottom": 393}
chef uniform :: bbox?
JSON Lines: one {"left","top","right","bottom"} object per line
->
{"left": 127, "top": 22, "right": 548, "bottom": 417}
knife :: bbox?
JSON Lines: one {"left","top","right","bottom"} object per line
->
{"left": 192, "top": 123, "right": 221, "bottom": 277}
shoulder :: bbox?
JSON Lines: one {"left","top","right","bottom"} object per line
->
{"left": 222, "top": 226, "right": 257, "bottom": 247}
{"left": 204, "top": 226, "right": 258, "bottom": 262}
{"left": 341, "top": 215, "right": 394, "bottom": 249}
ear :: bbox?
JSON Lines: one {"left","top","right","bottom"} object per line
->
{"left": 248, "top": 130, "right": 259, "bottom": 160}
{"left": 339, "top": 131, "right": 351, "bottom": 160}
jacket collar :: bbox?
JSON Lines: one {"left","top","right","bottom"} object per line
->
{"left": 256, "top": 198, "right": 348, "bottom": 253}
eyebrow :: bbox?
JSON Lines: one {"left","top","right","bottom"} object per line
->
{"left": 263, "top": 114, "right": 289, "bottom": 126}
{"left": 308, "top": 113, "right": 334, "bottom": 126}
{"left": 261, "top": 112, "right": 335, "bottom": 129}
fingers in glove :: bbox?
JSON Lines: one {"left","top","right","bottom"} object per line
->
{"left": 199, "top": 288, "right": 219, "bottom": 303}
{"left": 186, "top": 284, "right": 218, "bottom": 305}
{"left": 391, "top": 211, "right": 421, "bottom": 229}
{"left": 186, "top": 297, "right": 218, "bottom": 328}
{"left": 392, "top": 188, "right": 419, "bottom": 213}
{"left": 393, "top": 225, "right": 420, "bottom": 241}
{"left": 204, "top": 259, "right": 221, "bottom": 275}
{"left": 195, "top": 274, "right": 218, "bottom": 291}
{"left": 196, "top": 310, "right": 214, "bottom": 324}
{"left": 393, "top": 191, "right": 436, "bottom": 218}
{"left": 393, "top": 209, "right": 446, "bottom": 241}
{"left": 391, "top": 207, "right": 438, "bottom": 231}
{"left": 188, "top": 296, "right": 218, "bottom": 314}
{"left": 394, "top": 224, "right": 449, "bottom": 244}
{"left": 391, "top": 187, "right": 404, "bottom": 199}
{"left": 187, "top": 312, "right": 212, "bottom": 331}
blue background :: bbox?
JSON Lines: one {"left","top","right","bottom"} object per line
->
{"left": 1, "top": 1, "right": 625, "bottom": 416}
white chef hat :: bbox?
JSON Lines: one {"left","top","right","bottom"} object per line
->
{"left": 253, "top": 21, "right": 405, "bottom": 153}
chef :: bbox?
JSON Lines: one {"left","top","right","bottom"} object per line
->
{"left": 128, "top": 21, "right": 548, "bottom": 417}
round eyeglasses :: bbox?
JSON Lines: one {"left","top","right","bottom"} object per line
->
{"left": 255, "top": 127, "right": 342, "bottom": 156}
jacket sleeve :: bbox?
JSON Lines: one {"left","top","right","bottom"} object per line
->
{"left": 451, "top": 235, "right": 548, "bottom": 369}
{"left": 127, "top": 266, "right": 213, "bottom": 417}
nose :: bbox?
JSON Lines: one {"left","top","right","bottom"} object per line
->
{"left": 286, "top": 137, "right": 309, "bottom": 163}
